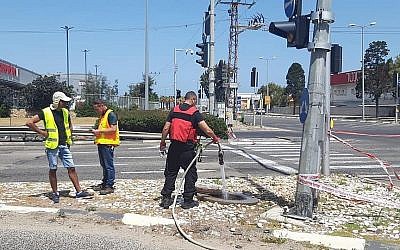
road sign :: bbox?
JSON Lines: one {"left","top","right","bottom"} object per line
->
{"left": 284, "top": 0, "right": 297, "bottom": 18}
{"left": 264, "top": 95, "right": 271, "bottom": 105}
{"left": 299, "top": 88, "right": 309, "bottom": 124}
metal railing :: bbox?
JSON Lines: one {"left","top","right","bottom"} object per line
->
{"left": 0, "top": 126, "right": 161, "bottom": 142}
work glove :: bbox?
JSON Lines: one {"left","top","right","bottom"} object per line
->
{"left": 212, "top": 136, "right": 221, "bottom": 144}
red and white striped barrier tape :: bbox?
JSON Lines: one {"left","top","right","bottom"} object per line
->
{"left": 332, "top": 130, "right": 400, "bottom": 138}
{"left": 330, "top": 132, "right": 399, "bottom": 190}
{"left": 298, "top": 174, "right": 400, "bottom": 209}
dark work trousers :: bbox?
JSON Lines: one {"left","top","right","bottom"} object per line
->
{"left": 161, "top": 140, "right": 197, "bottom": 200}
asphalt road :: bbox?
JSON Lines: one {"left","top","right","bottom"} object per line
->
{"left": 0, "top": 116, "right": 399, "bottom": 185}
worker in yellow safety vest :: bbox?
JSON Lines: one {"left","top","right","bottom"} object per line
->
{"left": 91, "top": 99, "right": 119, "bottom": 195}
{"left": 26, "top": 91, "right": 91, "bottom": 203}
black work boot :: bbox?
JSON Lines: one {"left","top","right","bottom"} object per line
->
{"left": 159, "top": 196, "right": 173, "bottom": 209}
{"left": 181, "top": 199, "right": 199, "bottom": 209}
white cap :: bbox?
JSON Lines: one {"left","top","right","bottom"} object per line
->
{"left": 51, "top": 91, "right": 72, "bottom": 110}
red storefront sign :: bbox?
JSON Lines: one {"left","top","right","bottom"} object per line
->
{"left": 331, "top": 70, "right": 359, "bottom": 85}
{"left": 0, "top": 62, "right": 17, "bottom": 76}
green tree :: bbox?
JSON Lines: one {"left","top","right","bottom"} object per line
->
{"left": 129, "top": 75, "right": 159, "bottom": 101}
{"left": 24, "top": 75, "right": 73, "bottom": 112}
{"left": 258, "top": 83, "right": 286, "bottom": 108}
{"left": 357, "top": 40, "right": 391, "bottom": 117}
{"left": 0, "top": 86, "right": 14, "bottom": 117}
{"left": 285, "top": 62, "right": 306, "bottom": 114}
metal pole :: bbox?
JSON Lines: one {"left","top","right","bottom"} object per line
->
{"left": 61, "top": 26, "right": 73, "bottom": 88}
{"left": 361, "top": 26, "right": 365, "bottom": 120}
{"left": 321, "top": 49, "right": 331, "bottom": 176}
{"left": 293, "top": 0, "right": 334, "bottom": 218}
{"left": 173, "top": 48, "right": 177, "bottom": 106}
{"left": 266, "top": 59, "right": 270, "bottom": 116}
{"left": 83, "top": 49, "right": 88, "bottom": 86}
{"left": 144, "top": 0, "right": 149, "bottom": 110}
{"left": 209, "top": 0, "right": 216, "bottom": 115}
{"left": 396, "top": 73, "right": 399, "bottom": 124}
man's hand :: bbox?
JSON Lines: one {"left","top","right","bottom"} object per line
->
{"left": 91, "top": 129, "right": 101, "bottom": 136}
{"left": 212, "top": 136, "right": 221, "bottom": 144}
{"left": 160, "top": 141, "right": 167, "bottom": 152}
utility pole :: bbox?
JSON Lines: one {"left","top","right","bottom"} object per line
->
{"left": 209, "top": 0, "right": 216, "bottom": 116}
{"left": 294, "top": 0, "right": 334, "bottom": 218}
{"left": 82, "top": 49, "right": 89, "bottom": 86}
{"left": 218, "top": 0, "right": 257, "bottom": 123}
{"left": 396, "top": 73, "right": 399, "bottom": 124}
{"left": 61, "top": 26, "right": 73, "bottom": 87}
{"left": 144, "top": 0, "right": 149, "bottom": 110}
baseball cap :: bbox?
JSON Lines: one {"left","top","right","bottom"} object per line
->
{"left": 51, "top": 91, "right": 72, "bottom": 110}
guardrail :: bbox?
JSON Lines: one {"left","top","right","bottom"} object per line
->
{"left": 0, "top": 126, "right": 161, "bottom": 142}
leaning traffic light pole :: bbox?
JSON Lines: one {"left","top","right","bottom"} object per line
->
{"left": 269, "top": 0, "right": 334, "bottom": 218}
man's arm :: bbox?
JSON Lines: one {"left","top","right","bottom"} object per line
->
{"left": 198, "top": 121, "right": 220, "bottom": 143}
{"left": 161, "top": 122, "right": 171, "bottom": 143}
{"left": 26, "top": 115, "right": 48, "bottom": 138}
{"left": 160, "top": 121, "right": 171, "bottom": 151}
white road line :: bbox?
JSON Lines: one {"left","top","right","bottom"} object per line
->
{"left": 244, "top": 145, "right": 300, "bottom": 149}
{"left": 75, "top": 163, "right": 129, "bottom": 167}
{"left": 121, "top": 169, "right": 216, "bottom": 174}
{"left": 127, "top": 146, "right": 159, "bottom": 150}
{"left": 118, "top": 156, "right": 160, "bottom": 159}
{"left": 330, "top": 165, "right": 383, "bottom": 170}
{"left": 253, "top": 148, "right": 300, "bottom": 152}
{"left": 330, "top": 160, "right": 376, "bottom": 164}
{"left": 358, "top": 174, "right": 397, "bottom": 178}
{"left": 224, "top": 161, "right": 255, "bottom": 164}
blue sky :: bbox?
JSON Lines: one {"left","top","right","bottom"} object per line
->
{"left": 1, "top": 0, "right": 399, "bottom": 96}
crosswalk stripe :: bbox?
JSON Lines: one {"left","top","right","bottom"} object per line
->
{"left": 330, "top": 165, "right": 383, "bottom": 169}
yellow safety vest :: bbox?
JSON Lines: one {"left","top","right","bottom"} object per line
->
{"left": 95, "top": 109, "right": 120, "bottom": 146}
{"left": 42, "top": 107, "right": 72, "bottom": 149}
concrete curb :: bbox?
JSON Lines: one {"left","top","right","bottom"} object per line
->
{"left": 264, "top": 206, "right": 365, "bottom": 250}
{"left": 0, "top": 204, "right": 180, "bottom": 227}
{"left": 272, "top": 229, "right": 365, "bottom": 250}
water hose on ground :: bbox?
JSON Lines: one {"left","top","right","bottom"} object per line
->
{"left": 171, "top": 140, "right": 222, "bottom": 250}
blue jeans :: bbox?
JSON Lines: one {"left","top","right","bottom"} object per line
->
{"left": 46, "top": 145, "right": 74, "bottom": 170}
{"left": 97, "top": 145, "right": 115, "bottom": 187}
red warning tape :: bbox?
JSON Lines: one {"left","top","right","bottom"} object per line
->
{"left": 332, "top": 130, "right": 400, "bottom": 138}
{"left": 298, "top": 174, "right": 400, "bottom": 209}
{"left": 330, "top": 132, "right": 400, "bottom": 189}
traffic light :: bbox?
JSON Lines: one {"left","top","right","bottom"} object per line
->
{"left": 176, "top": 89, "right": 181, "bottom": 99}
{"left": 195, "top": 42, "right": 209, "bottom": 68}
{"left": 251, "top": 67, "right": 257, "bottom": 87}
{"left": 198, "top": 89, "right": 202, "bottom": 99}
{"left": 269, "top": 15, "right": 310, "bottom": 49}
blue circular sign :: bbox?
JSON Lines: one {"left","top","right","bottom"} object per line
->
{"left": 299, "top": 88, "right": 309, "bottom": 124}
{"left": 284, "top": 0, "right": 297, "bottom": 18}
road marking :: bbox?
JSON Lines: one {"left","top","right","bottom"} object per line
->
{"left": 252, "top": 148, "right": 300, "bottom": 152}
{"left": 75, "top": 163, "right": 129, "bottom": 167}
{"left": 224, "top": 161, "right": 255, "bottom": 164}
{"left": 330, "top": 165, "right": 384, "bottom": 170}
{"left": 127, "top": 146, "right": 159, "bottom": 150}
{"left": 118, "top": 156, "right": 160, "bottom": 159}
{"left": 121, "top": 169, "right": 216, "bottom": 174}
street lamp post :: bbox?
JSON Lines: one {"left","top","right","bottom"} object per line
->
{"left": 259, "top": 56, "right": 277, "bottom": 115}
{"left": 82, "top": 49, "right": 89, "bottom": 86}
{"left": 349, "top": 22, "right": 376, "bottom": 120}
{"left": 61, "top": 26, "right": 73, "bottom": 87}
{"left": 173, "top": 48, "right": 194, "bottom": 105}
